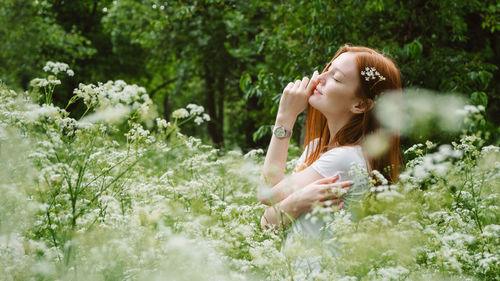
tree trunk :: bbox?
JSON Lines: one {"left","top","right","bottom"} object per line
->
{"left": 205, "top": 66, "right": 224, "bottom": 146}
{"left": 216, "top": 75, "right": 225, "bottom": 146}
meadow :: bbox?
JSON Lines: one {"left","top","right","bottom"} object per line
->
{"left": 0, "top": 62, "right": 498, "bottom": 281}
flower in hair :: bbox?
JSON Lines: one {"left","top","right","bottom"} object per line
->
{"left": 361, "top": 67, "right": 386, "bottom": 89}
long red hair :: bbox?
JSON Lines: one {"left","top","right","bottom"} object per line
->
{"left": 298, "top": 45, "right": 402, "bottom": 182}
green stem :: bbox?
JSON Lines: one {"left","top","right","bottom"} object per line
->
{"left": 177, "top": 115, "right": 196, "bottom": 126}
{"left": 65, "top": 96, "right": 80, "bottom": 110}
{"left": 80, "top": 106, "right": 91, "bottom": 120}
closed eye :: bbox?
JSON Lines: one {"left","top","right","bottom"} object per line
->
{"left": 330, "top": 71, "right": 341, "bottom": 82}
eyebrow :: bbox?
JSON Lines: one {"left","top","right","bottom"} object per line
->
{"left": 328, "top": 65, "right": 346, "bottom": 77}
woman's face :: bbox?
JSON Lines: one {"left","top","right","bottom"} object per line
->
{"left": 308, "top": 52, "right": 362, "bottom": 118}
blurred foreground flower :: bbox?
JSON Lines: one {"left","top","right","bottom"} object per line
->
{"left": 80, "top": 104, "right": 131, "bottom": 124}
{"left": 375, "top": 88, "right": 466, "bottom": 137}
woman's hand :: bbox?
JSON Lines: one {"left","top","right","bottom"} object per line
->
{"left": 278, "top": 71, "right": 320, "bottom": 119}
{"left": 290, "top": 175, "right": 352, "bottom": 213}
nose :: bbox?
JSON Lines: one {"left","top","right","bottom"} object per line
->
{"left": 317, "top": 72, "right": 326, "bottom": 84}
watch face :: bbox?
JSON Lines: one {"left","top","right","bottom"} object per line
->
{"left": 275, "top": 126, "right": 285, "bottom": 137}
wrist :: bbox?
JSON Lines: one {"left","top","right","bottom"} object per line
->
{"left": 275, "top": 114, "right": 296, "bottom": 130}
{"left": 281, "top": 192, "right": 304, "bottom": 217}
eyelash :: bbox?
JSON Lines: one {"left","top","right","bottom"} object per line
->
{"left": 329, "top": 71, "right": 340, "bottom": 82}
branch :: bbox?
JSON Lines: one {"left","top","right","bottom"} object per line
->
{"left": 149, "top": 77, "right": 177, "bottom": 97}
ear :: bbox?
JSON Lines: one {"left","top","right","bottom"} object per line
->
{"left": 351, "top": 98, "right": 374, "bottom": 114}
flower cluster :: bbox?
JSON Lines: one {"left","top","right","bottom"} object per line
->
{"left": 155, "top": 118, "right": 170, "bottom": 129}
{"left": 172, "top": 103, "right": 210, "bottom": 125}
{"left": 28, "top": 62, "right": 75, "bottom": 105}
{"left": 29, "top": 77, "right": 61, "bottom": 88}
{"left": 360, "top": 67, "right": 386, "bottom": 82}
{"left": 375, "top": 89, "right": 466, "bottom": 136}
{"left": 456, "top": 104, "right": 486, "bottom": 116}
{"left": 172, "top": 108, "right": 189, "bottom": 119}
{"left": 361, "top": 67, "right": 386, "bottom": 91}
{"left": 73, "top": 80, "right": 150, "bottom": 110}
{"left": 42, "top": 61, "right": 74, "bottom": 76}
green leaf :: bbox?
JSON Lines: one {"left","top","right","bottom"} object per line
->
{"left": 239, "top": 72, "right": 252, "bottom": 92}
{"left": 252, "top": 125, "right": 270, "bottom": 142}
{"left": 408, "top": 39, "right": 423, "bottom": 60}
{"left": 471, "top": 91, "right": 488, "bottom": 107}
{"left": 478, "top": 70, "right": 493, "bottom": 90}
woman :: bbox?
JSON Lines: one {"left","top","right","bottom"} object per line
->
{"left": 259, "top": 45, "right": 402, "bottom": 232}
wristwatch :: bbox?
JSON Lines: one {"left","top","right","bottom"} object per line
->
{"left": 271, "top": 125, "right": 292, "bottom": 138}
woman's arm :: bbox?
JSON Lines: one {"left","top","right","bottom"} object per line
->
{"left": 260, "top": 191, "right": 303, "bottom": 231}
{"left": 260, "top": 176, "right": 352, "bottom": 231}
{"left": 261, "top": 72, "right": 319, "bottom": 187}
{"left": 261, "top": 114, "right": 296, "bottom": 187}
{"left": 258, "top": 165, "right": 323, "bottom": 205}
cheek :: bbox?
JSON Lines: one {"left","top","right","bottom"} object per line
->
{"left": 324, "top": 87, "right": 357, "bottom": 113}
{"left": 325, "top": 85, "right": 350, "bottom": 104}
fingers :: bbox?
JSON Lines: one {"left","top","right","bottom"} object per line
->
{"left": 328, "top": 180, "right": 353, "bottom": 189}
{"left": 281, "top": 70, "right": 319, "bottom": 103}
{"left": 299, "top": 77, "right": 309, "bottom": 89}
{"left": 292, "top": 79, "right": 301, "bottom": 91}
{"left": 284, "top": 70, "right": 319, "bottom": 94}
{"left": 320, "top": 196, "right": 342, "bottom": 203}
{"left": 313, "top": 175, "right": 339, "bottom": 185}
{"left": 306, "top": 71, "right": 320, "bottom": 93}
{"left": 322, "top": 180, "right": 353, "bottom": 199}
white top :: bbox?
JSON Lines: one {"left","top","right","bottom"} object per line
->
{"left": 295, "top": 138, "right": 368, "bottom": 181}
{"left": 281, "top": 139, "right": 370, "bottom": 277}
{"left": 287, "top": 138, "right": 369, "bottom": 241}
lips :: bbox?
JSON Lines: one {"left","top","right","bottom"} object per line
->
{"left": 313, "top": 88, "right": 323, "bottom": 95}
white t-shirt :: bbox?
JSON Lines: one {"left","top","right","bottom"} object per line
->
{"left": 295, "top": 138, "right": 368, "bottom": 181}
{"left": 284, "top": 139, "right": 370, "bottom": 276}
{"left": 287, "top": 138, "right": 369, "bottom": 239}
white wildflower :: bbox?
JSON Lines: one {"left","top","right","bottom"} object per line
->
{"left": 367, "top": 265, "right": 409, "bottom": 281}
{"left": 194, "top": 116, "right": 204, "bottom": 125}
{"left": 243, "top": 148, "right": 264, "bottom": 159}
{"left": 371, "top": 169, "right": 388, "bottom": 185}
{"left": 156, "top": 118, "right": 169, "bottom": 129}
{"left": 30, "top": 78, "right": 61, "bottom": 88}
{"left": 172, "top": 108, "right": 189, "bottom": 119}
{"left": 186, "top": 104, "right": 205, "bottom": 115}
{"left": 42, "top": 61, "right": 74, "bottom": 76}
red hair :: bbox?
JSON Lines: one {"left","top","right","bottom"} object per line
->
{"left": 298, "top": 45, "right": 402, "bottom": 182}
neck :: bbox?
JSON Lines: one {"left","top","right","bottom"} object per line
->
{"left": 325, "top": 113, "right": 353, "bottom": 144}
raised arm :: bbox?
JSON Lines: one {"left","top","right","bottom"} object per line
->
{"left": 261, "top": 71, "right": 320, "bottom": 187}
{"left": 260, "top": 114, "right": 296, "bottom": 187}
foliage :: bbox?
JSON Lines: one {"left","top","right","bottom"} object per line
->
{"left": 242, "top": 0, "right": 499, "bottom": 146}
{"left": 0, "top": 0, "right": 95, "bottom": 89}
{"left": 1, "top": 0, "right": 497, "bottom": 149}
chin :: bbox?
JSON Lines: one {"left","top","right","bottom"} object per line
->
{"left": 308, "top": 96, "right": 323, "bottom": 112}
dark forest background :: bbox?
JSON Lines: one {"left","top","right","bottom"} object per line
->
{"left": 1, "top": 0, "right": 498, "bottom": 150}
